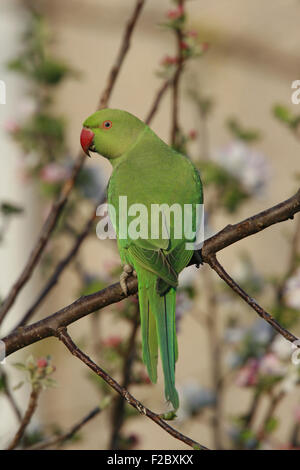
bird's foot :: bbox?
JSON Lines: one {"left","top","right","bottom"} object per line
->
{"left": 194, "top": 250, "right": 203, "bottom": 268}
{"left": 120, "top": 264, "right": 136, "bottom": 296}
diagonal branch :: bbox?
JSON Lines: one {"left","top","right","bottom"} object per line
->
{"left": 0, "top": 0, "right": 147, "bottom": 326}
{"left": 206, "top": 254, "right": 298, "bottom": 344}
{"left": 0, "top": 156, "right": 85, "bottom": 325}
{"left": 200, "top": 187, "right": 300, "bottom": 260}
{"left": 16, "top": 200, "right": 100, "bottom": 328}
{"left": 27, "top": 406, "right": 102, "bottom": 450}
{"left": 7, "top": 387, "right": 40, "bottom": 450}
{"left": 56, "top": 327, "right": 208, "bottom": 450}
{"left": 98, "top": 0, "right": 146, "bottom": 109}
{"left": 171, "top": 0, "right": 186, "bottom": 147}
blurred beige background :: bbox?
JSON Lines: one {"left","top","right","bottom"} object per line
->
{"left": 1, "top": 0, "right": 300, "bottom": 450}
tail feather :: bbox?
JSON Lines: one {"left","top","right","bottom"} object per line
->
{"left": 139, "top": 283, "right": 158, "bottom": 383}
{"left": 151, "top": 288, "right": 179, "bottom": 410}
{"left": 136, "top": 266, "right": 179, "bottom": 410}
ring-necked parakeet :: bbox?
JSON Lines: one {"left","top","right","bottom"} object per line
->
{"left": 80, "top": 109, "right": 203, "bottom": 410}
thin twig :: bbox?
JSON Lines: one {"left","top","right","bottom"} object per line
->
{"left": 206, "top": 254, "right": 299, "bottom": 344}
{"left": 16, "top": 201, "right": 100, "bottom": 328}
{"left": 57, "top": 328, "right": 208, "bottom": 450}
{"left": 145, "top": 78, "right": 173, "bottom": 125}
{"left": 1, "top": 368, "right": 22, "bottom": 423}
{"left": 0, "top": 156, "right": 85, "bottom": 325}
{"left": 203, "top": 267, "right": 223, "bottom": 449}
{"left": 7, "top": 388, "right": 40, "bottom": 450}
{"left": 27, "top": 406, "right": 101, "bottom": 450}
{"left": 98, "top": 0, "right": 146, "bottom": 109}
{"left": 0, "top": 0, "right": 147, "bottom": 326}
{"left": 257, "top": 391, "right": 285, "bottom": 443}
{"left": 171, "top": 0, "right": 186, "bottom": 147}
{"left": 277, "top": 213, "right": 300, "bottom": 303}
{"left": 109, "top": 306, "right": 140, "bottom": 449}
{"left": 199, "top": 188, "right": 300, "bottom": 261}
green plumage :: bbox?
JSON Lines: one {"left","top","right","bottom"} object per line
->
{"left": 82, "top": 109, "right": 203, "bottom": 410}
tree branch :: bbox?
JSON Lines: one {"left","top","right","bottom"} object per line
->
{"left": 170, "top": 0, "right": 186, "bottom": 147}
{"left": 16, "top": 200, "right": 100, "bottom": 328}
{"left": 98, "top": 0, "right": 146, "bottom": 109}
{"left": 199, "top": 188, "right": 300, "bottom": 261}
{"left": 0, "top": 368, "right": 22, "bottom": 423}
{"left": 0, "top": 0, "right": 147, "bottom": 326}
{"left": 2, "top": 188, "right": 300, "bottom": 357}
{"left": 109, "top": 306, "right": 140, "bottom": 449}
{"left": 27, "top": 406, "right": 102, "bottom": 450}
{"left": 56, "top": 328, "right": 208, "bottom": 450}
{"left": 206, "top": 254, "right": 298, "bottom": 344}
{"left": 7, "top": 387, "right": 40, "bottom": 450}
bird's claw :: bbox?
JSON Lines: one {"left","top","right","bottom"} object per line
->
{"left": 120, "top": 264, "right": 136, "bottom": 295}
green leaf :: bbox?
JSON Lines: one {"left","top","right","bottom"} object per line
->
{"left": 1, "top": 202, "right": 24, "bottom": 216}
{"left": 13, "top": 362, "right": 27, "bottom": 371}
{"left": 80, "top": 279, "right": 106, "bottom": 297}
{"left": 159, "top": 410, "right": 177, "bottom": 420}
{"left": 13, "top": 381, "right": 24, "bottom": 391}
{"left": 273, "top": 104, "right": 300, "bottom": 129}
{"left": 0, "top": 376, "right": 5, "bottom": 392}
{"left": 264, "top": 416, "right": 278, "bottom": 434}
{"left": 227, "top": 118, "right": 261, "bottom": 142}
{"left": 99, "top": 395, "right": 112, "bottom": 410}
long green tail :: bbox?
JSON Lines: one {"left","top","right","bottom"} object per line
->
{"left": 136, "top": 267, "right": 179, "bottom": 410}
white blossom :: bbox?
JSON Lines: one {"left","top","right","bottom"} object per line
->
{"left": 283, "top": 267, "right": 300, "bottom": 310}
{"left": 212, "top": 141, "right": 270, "bottom": 195}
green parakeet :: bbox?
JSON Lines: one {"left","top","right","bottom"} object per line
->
{"left": 80, "top": 109, "right": 203, "bottom": 410}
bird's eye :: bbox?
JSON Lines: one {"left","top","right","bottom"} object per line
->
{"left": 102, "top": 120, "right": 112, "bottom": 130}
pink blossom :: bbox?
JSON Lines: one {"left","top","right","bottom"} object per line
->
{"left": 186, "top": 30, "right": 198, "bottom": 38}
{"left": 128, "top": 433, "right": 140, "bottom": 448}
{"left": 294, "top": 406, "right": 300, "bottom": 423}
{"left": 4, "top": 120, "right": 20, "bottom": 133}
{"left": 40, "top": 163, "right": 70, "bottom": 183}
{"left": 235, "top": 359, "right": 259, "bottom": 387}
{"left": 201, "top": 42, "right": 210, "bottom": 52}
{"left": 259, "top": 352, "right": 284, "bottom": 376}
{"left": 179, "top": 41, "right": 189, "bottom": 51}
{"left": 37, "top": 358, "right": 48, "bottom": 368}
{"left": 102, "top": 336, "right": 122, "bottom": 349}
{"left": 189, "top": 129, "right": 197, "bottom": 140}
{"left": 166, "top": 5, "right": 184, "bottom": 20}
{"left": 161, "top": 55, "right": 178, "bottom": 67}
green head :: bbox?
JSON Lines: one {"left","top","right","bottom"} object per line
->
{"left": 80, "top": 109, "right": 146, "bottom": 160}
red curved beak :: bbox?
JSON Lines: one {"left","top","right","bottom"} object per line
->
{"left": 80, "top": 127, "right": 95, "bottom": 157}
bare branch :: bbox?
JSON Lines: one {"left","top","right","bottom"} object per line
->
{"left": 145, "top": 78, "right": 172, "bottom": 125}
{"left": 0, "top": 156, "right": 85, "bottom": 325}
{"left": 27, "top": 406, "right": 102, "bottom": 450}
{"left": 171, "top": 0, "right": 186, "bottom": 147}
{"left": 98, "top": 0, "right": 146, "bottom": 109}
{"left": 16, "top": 200, "right": 100, "bottom": 328}
{"left": 57, "top": 328, "right": 208, "bottom": 450}
{"left": 206, "top": 254, "right": 299, "bottom": 344}
{"left": 2, "top": 188, "right": 300, "bottom": 357}
{"left": 7, "top": 388, "right": 40, "bottom": 450}
{"left": 0, "top": 0, "right": 147, "bottom": 326}
{"left": 0, "top": 368, "right": 22, "bottom": 423}
{"left": 109, "top": 306, "right": 140, "bottom": 449}
{"left": 200, "top": 188, "right": 300, "bottom": 261}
